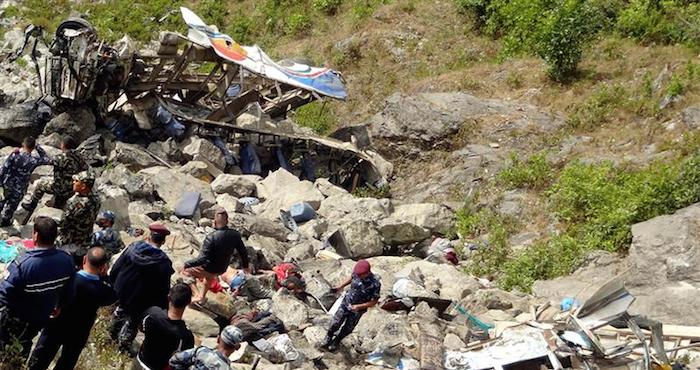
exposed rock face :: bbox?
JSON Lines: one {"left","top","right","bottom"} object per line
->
{"left": 42, "top": 107, "right": 96, "bottom": 143}
{"left": 0, "top": 103, "right": 41, "bottom": 144}
{"left": 535, "top": 202, "right": 700, "bottom": 325}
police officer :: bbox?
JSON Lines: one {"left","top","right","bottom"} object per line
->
{"left": 22, "top": 135, "right": 88, "bottom": 215}
{"left": 169, "top": 325, "right": 243, "bottom": 370}
{"left": 0, "top": 136, "right": 50, "bottom": 226}
{"left": 58, "top": 171, "right": 101, "bottom": 256}
{"left": 92, "top": 210, "right": 125, "bottom": 256}
{"left": 0, "top": 217, "right": 75, "bottom": 360}
{"left": 321, "top": 259, "right": 381, "bottom": 352}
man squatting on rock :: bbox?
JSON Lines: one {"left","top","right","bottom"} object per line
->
{"left": 321, "top": 259, "right": 381, "bottom": 352}
{"left": 181, "top": 208, "right": 250, "bottom": 304}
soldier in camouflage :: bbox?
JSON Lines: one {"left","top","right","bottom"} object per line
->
{"left": 169, "top": 325, "right": 242, "bottom": 370}
{"left": 22, "top": 135, "right": 88, "bottom": 215}
{"left": 91, "top": 210, "right": 124, "bottom": 256}
{"left": 0, "top": 137, "right": 51, "bottom": 226}
{"left": 58, "top": 171, "right": 101, "bottom": 257}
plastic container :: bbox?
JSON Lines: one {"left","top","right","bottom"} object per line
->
{"left": 289, "top": 202, "right": 316, "bottom": 223}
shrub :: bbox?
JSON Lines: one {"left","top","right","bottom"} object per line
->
{"left": 285, "top": 12, "right": 311, "bottom": 35}
{"left": 498, "top": 151, "right": 553, "bottom": 190}
{"left": 225, "top": 15, "right": 254, "bottom": 44}
{"left": 455, "top": 0, "right": 492, "bottom": 28}
{"left": 293, "top": 101, "right": 336, "bottom": 135}
{"left": 313, "top": 0, "right": 343, "bottom": 15}
{"left": 616, "top": 0, "right": 700, "bottom": 46}
{"left": 458, "top": 207, "right": 515, "bottom": 277}
{"left": 352, "top": 185, "right": 391, "bottom": 198}
{"left": 536, "top": 0, "right": 602, "bottom": 81}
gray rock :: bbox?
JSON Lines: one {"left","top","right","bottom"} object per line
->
{"left": 498, "top": 190, "right": 523, "bottom": 217}
{"left": 109, "top": 142, "right": 160, "bottom": 171}
{"left": 181, "top": 137, "right": 225, "bottom": 170}
{"left": 284, "top": 242, "right": 314, "bottom": 262}
{"left": 270, "top": 290, "right": 310, "bottom": 329}
{"left": 128, "top": 200, "right": 165, "bottom": 221}
{"left": 246, "top": 234, "right": 286, "bottom": 265}
{"left": 297, "top": 219, "right": 328, "bottom": 240}
{"left": 97, "top": 185, "right": 131, "bottom": 230}
{"left": 443, "top": 333, "right": 466, "bottom": 351}
{"left": 178, "top": 161, "right": 220, "bottom": 182}
{"left": 253, "top": 169, "right": 325, "bottom": 219}
{"left": 43, "top": 107, "right": 96, "bottom": 143}
{"left": 385, "top": 203, "right": 454, "bottom": 235}
{"left": 395, "top": 261, "right": 480, "bottom": 301}
{"left": 508, "top": 231, "right": 540, "bottom": 252}
{"left": 228, "top": 213, "right": 289, "bottom": 241}
{"left": 99, "top": 164, "right": 156, "bottom": 201}
{"left": 182, "top": 309, "right": 219, "bottom": 337}
{"left": 147, "top": 139, "right": 188, "bottom": 164}
{"left": 0, "top": 103, "right": 40, "bottom": 143}
{"left": 139, "top": 166, "right": 216, "bottom": 212}
{"left": 378, "top": 222, "right": 430, "bottom": 245}
{"left": 216, "top": 193, "right": 244, "bottom": 214}
{"left": 329, "top": 219, "right": 384, "bottom": 258}
{"left": 317, "top": 194, "right": 393, "bottom": 223}
{"left": 681, "top": 106, "right": 700, "bottom": 130}
{"left": 313, "top": 178, "right": 348, "bottom": 198}
{"left": 211, "top": 174, "right": 257, "bottom": 197}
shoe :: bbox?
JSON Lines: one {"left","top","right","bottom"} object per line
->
{"left": 319, "top": 336, "right": 333, "bottom": 350}
{"left": 326, "top": 341, "right": 339, "bottom": 352}
{"left": 21, "top": 201, "right": 36, "bottom": 211}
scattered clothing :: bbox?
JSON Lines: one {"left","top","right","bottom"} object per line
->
{"left": 231, "top": 311, "right": 284, "bottom": 342}
{"left": 169, "top": 346, "right": 231, "bottom": 370}
{"left": 138, "top": 306, "right": 194, "bottom": 370}
{"left": 28, "top": 270, "right": 117, "bottom": 370}
{"left": 273, "top": 262, "right": 303, "bottom": 289}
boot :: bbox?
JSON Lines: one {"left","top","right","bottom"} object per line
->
{"left": 21, "top": 199, "right": 37, "bottom": 212}
{"left": 319, "top": 335, "right": 334, "bottom": 350}
{"left": 326, "top": 337, "right": 340, "bottom": 352}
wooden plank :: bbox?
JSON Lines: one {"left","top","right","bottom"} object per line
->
{"left": 419, "top": 333, "right": 444, "bottom": 370}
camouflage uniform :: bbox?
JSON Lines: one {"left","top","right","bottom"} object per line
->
{"left": 57, "top": 172, "right": 101, "bottom": 250}
{"left": 91, "top": 227, "right": 124, "bottom": 255}
{"left": 26, "top": 149, "right": 88, "bottom": 210}
{"left": 0, "top": 146, "right": 50, "bottom": 225}
{"left": 168, "top": 346, "right": 231, "bottom": 370}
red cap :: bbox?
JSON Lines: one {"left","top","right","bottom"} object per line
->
{"left": 148, "top": 223, "right": 171, "bottom": 236}
{"left": 353, "top": 259, "right": 371, "bottom": 275}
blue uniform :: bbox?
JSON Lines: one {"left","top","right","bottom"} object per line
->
{"left": 0, "top": 146, "right": 50, "bottom": 223}
{"left": 326, "top": 273, "right": 381, "bottom": 346}
{"left": 92, "top": 227, "right": 124, "bottom": 255}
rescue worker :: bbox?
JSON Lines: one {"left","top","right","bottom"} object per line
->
{"left": 321, "top": 259, "right": 381, "bottom": 352}
{"left": 110, "top": 223, "right": 174, "bottom": 355}
{"left": 182, "top": 209, "right": 249, "bottom": 303}
{"left": 92, "top": 210, "right": 125, "bottom": 256}
{"left": 136, "top": 283, "right": 194, "bottom": 370}
{"left": 22, "top": 135, "right": 88, "bottom": 214}
{"left": 28, "top": 247, "right": 117, "bottom": 370}
{"left": 169, "top": 325, "right": 243, "bottom": 370}
{"left": 0, "top": 217, "right": 75, "bottom": 359}
{"left": 0, "top": 136, "right": 50, "bottom": 226}
{"left": 57, "top": 171, "right": 101, "bottom": 254}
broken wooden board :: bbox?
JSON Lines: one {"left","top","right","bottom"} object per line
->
{"left": 420, "top": 332, "right": 444, "bottom": 370}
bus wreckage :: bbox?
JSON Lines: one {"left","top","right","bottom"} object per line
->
{"left": 15, "top": 7, "right": 391, "bottom": 190}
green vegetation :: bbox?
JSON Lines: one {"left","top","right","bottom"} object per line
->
{"left": 293, "top": 101, "right": 337, "bottom": 135}
{"left": 498, "top": 151, "right": 553, "bottom": 190}
{"left": 352, "top": 184, "right": 392, "bottom": 198}
{"left": 459, "top": 207, "right": 515, "bottom": 277}
{"left": 463, "top": 153, "right": 700, "bottom": 292}
{"left": 566, "top": 83, "right": 627, "bottom": 130}
{"left": 456, "top": 0, "right": 700, "bottom": 81}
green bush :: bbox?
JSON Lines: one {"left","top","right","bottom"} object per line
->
{"left": 225, "top": 15, "right": 254, "bottom": 44}
{"left": 536, "top": 0, "right": 602, "bottom": 81}
{"left": 293, "top": 101, "right": 336, "bottom": 135}
{"left": 455, "top": 0, "right": 492, "bottom": 28}
{"left": 616, "top": 0, "right": 700, "bottom": 46}
{"left": 498, "top": 151, "right": 553, "bottom": 190}
{"left": 313, "top": 0, "right": 343, "bottom": 14}
{"left": 285, "top": 12, "right": 311, "bottom": 35}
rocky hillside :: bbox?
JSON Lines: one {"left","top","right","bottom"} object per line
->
{"left": 1, "top": 0, "right": 700, "bottom": 368}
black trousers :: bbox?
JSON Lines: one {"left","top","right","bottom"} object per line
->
{"left": 0, "top": 308, "right": 42, "bottom": 362}
{"left": 27, "top": 320, "right": 92, "bottom": 370}
{"left": 326, "top": 304, "right": 364, "bottom": 344}
{"left": 109, "top": 307, "right": 140, "bottom": 354}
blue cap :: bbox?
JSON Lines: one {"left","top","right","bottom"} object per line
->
{"left": 97, "top": 210, "right": 116, "bottom": 222}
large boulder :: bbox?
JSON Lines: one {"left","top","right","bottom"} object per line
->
{"left": 328, "top": 219, "right": 384, "bottom": 259}
{"left": 387, "top": 203, "right": 455, "bottom": 235}
{"left": 395, "top": 261, "right": 481, "bottom": 301}
{"left": 138, "top": 166, "right": 216, "bottom": 212}
{"left": 100, "top": 164, "right": 156, "bottom": 201}
{"left": 178, "top": 161, "right": 221, "bottom": 183}
{"left": 253, "top": 169, "right": 325, "bottom": 219}
{"left": 0, "top": 103, "right": 40, "bottom": 144}
{"left": 215, "top": 194, "right": 244, "bottom": 214}
{"left": 128, "top": 200, "right": 165, "bottom": 221}
{"left": 181, "top": 137, "right": 226, "bottom": 170}
{"left": 270, "top": 291, "right": 310, "bottom": 329}
{"left": 182, "top": 309, "right": 219, "bottom": 338}
{"left": 211, "top": 174, "right": 258, "bottom": 197}
{"left": 317, "top": 194, "right": 393, "bottom": 223}
{"left": 42, "top": 107, "right": 96, "bottom": 143}
{"left": 246, "top": 234, "right": 287, "bottom": 265}
{"left": 378, "top": 222, "right": 430, "bottom": 245}
{"left": 96, "top": 185, "right": 131, "bottom": 230}
{"left": 109, "top": 142, "right": 161, "bottom": 171}
{"left": 228, "top": 213, "right": 290, "bottom": 241}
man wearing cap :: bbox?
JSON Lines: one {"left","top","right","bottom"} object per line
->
{"left": 57, "top": 170, "right": 101, "bottom": 255}
{"left": 169, "top": 325, "right": 243, "bottom": 370}
{"left": 321, "top": 259, "right": 381, "bottom": 351}
{"left": 92, "top": 210, "right": 124, "bottom": 256}
{"left": 182, "top": 209, "right": 249, "bottom": 304}
{"left": 110, "top": 223, "right": 175, "bottom": 355}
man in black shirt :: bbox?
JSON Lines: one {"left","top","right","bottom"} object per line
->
{"left": 182, "top": 209, "right": 248, "bottom": 303}
{"left": 135, "top": 283, "right": 195, "bottom": 370}
{"left": 28, "top": 247, "right": 117, "bottom": 370}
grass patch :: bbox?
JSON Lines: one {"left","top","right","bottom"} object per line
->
{"left": 458, "top": 206, "right": 517, "bottom": 278}
{"left": 497, "top": 151, "right": 553, "bottom": 190}
{"left": 352, "top": 184, "right": 391, "bottom": 198}
{"left": 566, "top": 83, "right": 627, "bottom": 130}
{"left": 292, "top": 101, "right": 336, "bottom": 135}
